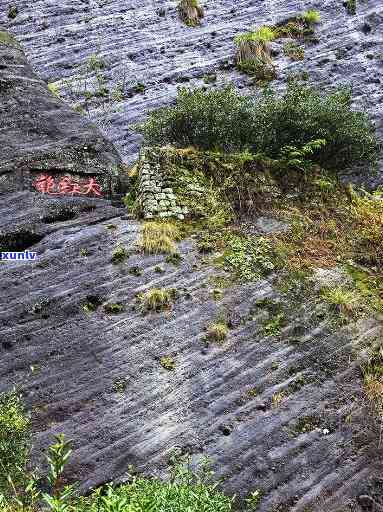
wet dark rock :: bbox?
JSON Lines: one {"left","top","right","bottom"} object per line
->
{"left": 0, "top": 27, "right": 123, "bottom": 196}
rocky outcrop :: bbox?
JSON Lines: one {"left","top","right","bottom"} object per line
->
{"left": 0, "top": 191, "right": 382, "bottom": 510}
{"left": 0, "top": 27, "right": 123, "bottom": 197}
{"left": 4, "top": 0, "right": 383, "bottom": 182}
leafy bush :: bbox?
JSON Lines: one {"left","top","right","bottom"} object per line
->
{"left": 137, "top": 87, "right": 255, "bottom": 153}
{"left": 0, "top": 391, "right": 30, "bottom": 497}
{"left": 137, "top": 82, "right": 379, "bottom": 172}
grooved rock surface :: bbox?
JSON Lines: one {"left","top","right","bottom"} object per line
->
{"left": 3, "top": 0, "right": 383, "bottom": 180}
{"left": 0, "top": 27, "right": 123, "bottom": 195}
{"left": 1, "top": 191, "right": 382, "bottom": 510}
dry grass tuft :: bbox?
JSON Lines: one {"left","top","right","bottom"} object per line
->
{"left": 206, "top": 322, "right": 229, "bottom": 343}
{"left": 138, "top": 221, "right": 180, "bottom": 255}
{"left": 137, "top": 288, "right": 177, "bottom": 312}
{"left": 178, "top": 0, "right": 204, "bottom": 27}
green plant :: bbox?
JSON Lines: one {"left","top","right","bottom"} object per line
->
{"left": 283, "top": 42, "right": 305, "bottom": 61}
{"left": 0, "top": 391, "right": 30, "bottom": 497}
{"left": 245, "top": 489, "right": 262, "bottom": 510}
{"left": 7, "top": 6, "right": 18, "bottom": 19}
{"left": 48, "top": 82, "right": 61, "bottom": 98}
{"left": 160, "top": 356, "right": 176, "bottom": 371}
{"left": 137, "top": 82, "right": 379, "bottom": 172}
{"left": 279, "top": 139, "right": 327, "bottom": 172}
{"left": 321, "top": 286, "right": 359, "bottom": 316}
{"left": 42, "top": 434, "right": 76, "bottom": 512}
{"left": 263, "top": 312, "right": 285, "bottom": 336}
{"left": 113, "top": 378, "right": 128, "bottom": 393}
{"left": 103, "top": 302, "right": 124, "bottom": 314}
{"left": 79, "top": 248, "right": 89, "bottom": 257}
{"left": 138, "top": 221, "right": 179, "bottom": 255}
{"left": 111, "top": 245, "right": 129, "bottom": 264}
{"left": 165, "top": 253, "right": 182, "bottom": 265}
{"left": 300, "top": 9, "right": 321, "bottom": 25}
{"left": 224, "top": 235, "right": 277, "bottom": 281}
{"left": 136, "top": 86, "right": 255, "bottom": 153}
{"left": 178, "top": 0, "right": 204, "bottom": 27}
{"left": 344, "top": 0, "right": 357, "bottom": 14}
{"left": 206, "top": 322, "right": 229, "bottom": 343}
{"left": 132, "top": 82, "right": 145, "bottom": 94}
{"left": 137, "top": 288, "right": 177, "bottom": 312}
{"left": 234, "top": 27, "right": 277, "bottom": 80}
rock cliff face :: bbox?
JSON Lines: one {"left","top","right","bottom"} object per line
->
{"left": 1, "top": 2, "right": 383, "bottom": 511}
{"left": 0, "top": 190, "right": 382, "bottom": 511}
{"left": 0, "top": 26, "right": 122, "bottom": 196}
{"left": 4, "top": 0, "right": 383, "bottom": 175}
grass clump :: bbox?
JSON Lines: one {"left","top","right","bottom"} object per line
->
{"left": 160, "top": 355, "right": 176, "bottom": 371}
{"left": 234, "top": 27, "right": 277, "bottom": 81}
{"left": 111, "top": 245, "right": 129, "bottom": 264}
{"left": 283, "top": 42, "right": 305, "bottom": 60}
{"left": 206, "top": 322, "right": 229, "bottom": 343}
{"left": 103, "top": 302, "right": 124, "bottom": 314}
{"left": 0, "top": 391, "right": 30, "bottom": 498}
{"left": 300, "top": 9, "right": 321, "bottom": 25}
{"left": 138, "top": 221, "right": 180, "bottom": 255}
{"left": 137, "top": 288, "right": 177, "bottom": 312}
{"left": 137, "top": 81, "right": 379, "bottom": 172}
{"left": 321, "top": 286, "right": 360, "bottom": 316}
{"left": 345, "top": 0, "right": 357, "bottom": 15}
{"left": 362, "top": 347, "right": 383, "bottom": 416}
{"left": 178, "top": 0, "right": 204, "bottom": 27}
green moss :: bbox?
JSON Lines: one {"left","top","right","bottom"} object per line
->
{"left": 345, "top": 264, "right": 383, "bottom": 315}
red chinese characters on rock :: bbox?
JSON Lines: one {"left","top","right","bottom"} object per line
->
{"left": 33, "top": 174, "right": 102, "bottom": 197}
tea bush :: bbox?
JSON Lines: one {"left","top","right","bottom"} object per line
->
{"left": 137, "top": 82, "right": 379, "bottom": 172}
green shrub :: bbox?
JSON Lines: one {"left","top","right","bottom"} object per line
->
{"left": 0, "top": 391, "right": 30, "bottom": 497}
{"left": 137, "top": 82, "right": 378, "bottom": 172}
{"left": 136, "top": 86, "right": 255, "bottom": 153}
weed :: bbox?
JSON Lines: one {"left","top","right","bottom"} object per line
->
{"left": 263, "top": 313, "right": 285, "bottom": 336}
{"left": 344, "top": 0, "right": 357, "bottom": 15}
{"left": 234, "top": 27, "right": 277, "bottom": 81}
{"left": 300, "top": 10, "right": 321, "bottom": 25}
{"left": 103, "top": 302, "right": 124, "bottom": 314}
{"left": 0, "top": 391, "right": 30, "bottom": 497}
{"left": 111, "top": 245, "right": 129, "bottom": 264}
{"left": 7, "top": 6, "right": 18, "bottom": 19}
{"left": 206, "top": 322, "right": 229, "bottom": 343}
{"left": 165, "top": 253, "right": 182, "bottom": 265}
{"left": 105, "top": 224, "right": 117, "bottom": 230}
{"left": 138, "top": 221, "right": 179, "bottom": 255}
{"left": 137, "top": 288, "right": 177, "bottom": 312}
{"left": 47, "top": 82, "right": 61, "bottom": 98}
{"left": 113, "top": 378, "right": 128, "bottom": 393}
{"left": 283, "top": 42, "right": 305, "bottom": 61}
{"left": 292, "top": 415, "right": 321, "bottom": 435}
{"left": 272, "top": 391, "right": 286, "bottom": 407}
{"left": 321, "top": 286, "right": 359, "bottom": 316}
{"left": 128, "top": 266, "right": 142, "bottom": 276}
{"left": 178, "top": 0, "right": 204, "bottom": 27}
{"left": 160, "top": 356, "right": 176, "bottom": 371}
{"left": 246, "top": 489, "right": 262, "bottom": 510}
{"left": 79, "top": 248, "right": 89, "bottom": 257}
